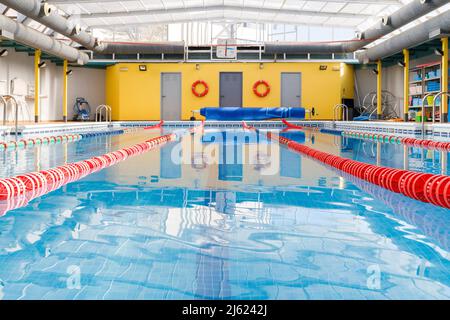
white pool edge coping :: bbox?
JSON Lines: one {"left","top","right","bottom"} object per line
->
{"left": 2, "top": 120, "right": 450, "bottom": 138}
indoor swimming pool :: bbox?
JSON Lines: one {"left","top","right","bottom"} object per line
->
{"left": 0, "top": 126, "right": 449, "bottom": 300}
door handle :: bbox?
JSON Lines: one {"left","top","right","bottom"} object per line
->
{"left": 296, "top": 95, "right": 301, "bottom": 98}
{"left": 162, "top": 95, "right": 166, "bottom": 98}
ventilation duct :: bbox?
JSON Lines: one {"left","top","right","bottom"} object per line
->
{"left": 264, "top": 41, "right": 355, "bottom": 55}
{"left": 357, "top": 10, "right": 450, "bottom": 63}
{"left": 0, "top": 14, "right": 89, "bottom": 64}
{"left": 1, "top": 0, "right": 447, "bottom": 57}
{"left": 0, "top": 0, "right": 185, "bottom": 55}
{"left": 264, "top": 0, "right": 449, "bottom": 54}
{"left": 0, "top": 0, "right": 100, "bottom": 50}
{"left": 94, "top": 41, "right": 185, "bottom": 55}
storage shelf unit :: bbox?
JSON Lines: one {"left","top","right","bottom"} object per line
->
{"left": 408, "top": 61, "right": 449, "bottom": 122}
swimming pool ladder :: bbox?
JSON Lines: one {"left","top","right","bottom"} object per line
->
{"left": 305, "top": 107, "right": 315, "bottom": 120}
{"left": 420, "top": 92, "right": 437, "bottom": 137}
{"left": 95, "top": 104, "right": 112, "bottom": 122}
{"left": 421, "top": 91, "right": 450, "bottom": 137}
{"left": 432, "top": 91, "right": 449, "bottom": 123}
{"left": 1, "top": 95, "right": 19, "bottom": 135}
{"left": 332, "top": 104, "right": 348, "bottom": 127}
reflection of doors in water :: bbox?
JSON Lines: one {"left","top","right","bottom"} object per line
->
{"left": 220, "top": 72, "right": 243, "bottom": 107}
{"left": 215, "top": 192, "right": 236, "bottom": 214}
{"left": 280, "top": 147, "right": 301, "bottom": 178}
{"left": 219, "top": 133, "right": 243, "bottom": 181}
{"left": 161, "top": 73, "right": 181, "bottom": 120}
{"left": 281, "top": 72, "right": 301, "bottom": 108}
{"left": 160, "top": 141, "right": 181, "bottom": 179}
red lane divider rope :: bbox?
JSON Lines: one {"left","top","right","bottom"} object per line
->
{"left": 267, "top": 132, "right": 450, "bottom": 209}
{"left": 0, "top": 133, "right": 176, "bottom": 202}
{"left": 281, "top": 119, "right": 303, "bottom": 130}
{"left": 189, "top": 120, "right": 205, "bottom": 134}
{"left": 143, "top": 120, "right": 164, "bottom": 130}
{"left": 242, "top": 121, "right": 256, "bottom": 131}
{"left": 343, "top": 130, "right": 450, "bottom": 152}
{"left": 0, "top": 121, "right": 205, "bottom": 214}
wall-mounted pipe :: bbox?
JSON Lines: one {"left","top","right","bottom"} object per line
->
{"left": 264, "top": 0, "right": 449, "bottom": 54}
{"left": 357, "top": 10, "right": 450, "bottom": 62}
{"left": 0, "top": 14, "right": 89, "bottom": 64}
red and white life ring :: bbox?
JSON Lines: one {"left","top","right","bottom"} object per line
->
{"left": 253, "top": 80, "right": 270, "bottom": 97}
{"left": 192, "top": 80, "right": 209, "bottom": 97}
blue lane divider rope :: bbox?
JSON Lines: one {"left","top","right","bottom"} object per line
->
{"left": 79, "top": 129, "right": 125, "bottom": 138}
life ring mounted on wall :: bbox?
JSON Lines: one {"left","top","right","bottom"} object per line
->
{"left": 192, "top": 80, "right": 209, "bottom": 97}
{"left": 253, "top": 80, "right": 270, "bottom": 98}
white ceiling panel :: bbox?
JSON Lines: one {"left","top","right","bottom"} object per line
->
{"left": 34, "top": 1, "right": 449, "bottom": 41}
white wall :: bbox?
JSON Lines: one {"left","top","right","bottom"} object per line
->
{"left": 383, "top": 65, "right": 404, "bottom": 117}
{"left": 0, "top": 50, "right": 105, "bottom": 122}
{"left": 0, "top": 50, "right": 35, "bottom": 121}
{"left": 67, "top": 67, "right": 105, "bottom": 121}
{"left": 355, "top": 65, "right": 403, "bottom": 116}
{"left": 41, "top": 62, "right": 63, "bottom": 121}
{"left": 354, "top": 67, "right": 376, "bottom": 109}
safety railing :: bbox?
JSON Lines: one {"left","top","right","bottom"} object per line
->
{"left": 332, "top": 104, "right": 348, "bottom": 127}
{"left": 420, "top": 91, "right": 450, "bottom": 137}
{"left": 304, "top": 107, "right": 315, "bottom": 120}
{"left": 433, "top": 91, "right": 449, "bottom": 123}
{"left": 421, "top": 92, "right": 436, "bottom": 137}
{"left": 1, "top": 95, "right": 19, "bottom": 135}
{"left": 0, "top": 95, "right": 7, "bottom": 124}
{"left": 95, "top": 104, "right": 112, "bottom": 123}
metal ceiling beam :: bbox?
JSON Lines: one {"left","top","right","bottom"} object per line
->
{"left": 87, "top": 15, "right": 360, "bottom": 29}
{"left": 78, "top": 4, "right": 374, "bottom": 19}
{"left": 49, "top": 0, "right": 403, "bottom": 4}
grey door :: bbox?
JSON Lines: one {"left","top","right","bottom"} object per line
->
{"left": 161, "top": 73, "right": 181, "bottom": 120}
{"left": 281, "top": 72, "right": 302, "bottom": 108}
{"left": 220, "top": 72, "right": 242, "bottom": 107}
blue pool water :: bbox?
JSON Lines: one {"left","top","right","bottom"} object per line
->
{"left": 0, "top": 127, "right": 449, "bottom": 300}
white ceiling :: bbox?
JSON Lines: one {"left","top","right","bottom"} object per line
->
{"left": 47, "top": 0, "right": 416, "bottom": 31}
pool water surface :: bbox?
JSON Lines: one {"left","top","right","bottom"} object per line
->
{"left": 0, "top": 127, "right": 449, "bottom": 300}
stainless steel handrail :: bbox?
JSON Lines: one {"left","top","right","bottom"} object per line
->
{"left": 95, "top": 105, "right": 104, "bottom": 122}
{"left": 96, "top": 104, "right": 112, "bottom": 122}
{"left": 432, "top": 91, "right": 449, "bottom": 123}
{"left": 305, "top": 109, "right": 312, "bottom": 120}
{"left": 333, "top": 104, "right": 348, "bottom": 127}
{"left": 106, "top": 105, "right": 112, "bottom": 122}
{"left": 1, "top": 95, "right": 7, "bottom": 126}
{"left": 1, "top": 95, "right": 19, "bottom": 136}
{"left": 421, "top": 92, "right": 436, "bottom": 138}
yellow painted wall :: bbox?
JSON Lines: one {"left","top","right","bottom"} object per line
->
{"left": 106, "top": 62, "right": 354, "bottom": 121}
